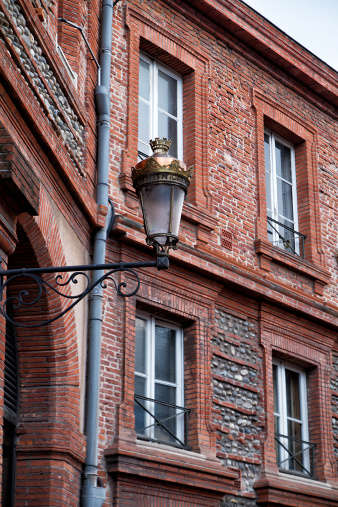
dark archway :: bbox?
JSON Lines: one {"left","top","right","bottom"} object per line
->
{"left": 2, "top": 217, "right": 86, "bottom": 506}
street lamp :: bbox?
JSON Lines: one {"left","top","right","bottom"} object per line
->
{"left": 132, "top": 138, "right": 193, "bottom": 255}
{"left": 0, "top": 138, "right": 192, "bottom": 327}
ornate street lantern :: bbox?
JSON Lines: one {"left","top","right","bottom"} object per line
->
{"left": 0, "top": 138, "right": 193, "bottom": 329}
{"left": 131, "top": 138, "right": 193, "bottom": 255}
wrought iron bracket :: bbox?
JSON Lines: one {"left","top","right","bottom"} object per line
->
{"left": 0, "top": 256, "right": 169, "bottom": 328}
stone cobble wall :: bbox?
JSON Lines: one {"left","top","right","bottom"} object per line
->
{"left": 212, "top": 308, "right": 263, "bottom": 494}
{"left": 222, "top": 496, "right": 258, "bottom": 507}
{"left": 0, "top": 0, "right": 85, "bottom": 168}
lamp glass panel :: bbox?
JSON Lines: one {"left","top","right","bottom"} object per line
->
{"left": 170, "top": 186, "right": 185, "bottom": 236}
{"left": 141, "top": 184, "right": 186, "bottom": 244}
{"left": 141, "top": 184, "right": 172, "bottom": 244}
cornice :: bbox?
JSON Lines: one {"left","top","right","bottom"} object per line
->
{"left": 157, "top": 0, "right": 338, "bottom": 118}
{"left": 186, "top": 0, "right": 338, "bottom": 107}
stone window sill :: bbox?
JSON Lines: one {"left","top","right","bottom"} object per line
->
{"left": 105, "top": 439, "right": 240, "bottom": 496}
{"left": 254, "top": 239, "right": 330, "bottom": 296}
{"left": 254, "top": 471, "right": 338, "bottom": 505}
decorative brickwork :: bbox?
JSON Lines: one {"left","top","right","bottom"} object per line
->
{"left": 331, "top": 354, "right": 338, "bottom": 459}
{"left": 221, "top": 229, "right": 233, "bottom": 250}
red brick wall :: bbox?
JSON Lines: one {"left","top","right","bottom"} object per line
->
{"left": 1, "top": 0, "right": 338, "bottom": 505}
{"left": 102, "top": 0, "right": 338, "bottom": 505}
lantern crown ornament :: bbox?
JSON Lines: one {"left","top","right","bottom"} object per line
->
{"left": 131, "top": 138, "right": 193, "bottom": 255}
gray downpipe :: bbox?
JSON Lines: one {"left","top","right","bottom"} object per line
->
{"left": 82, "top": 0, "right": 114, "bottom": 506}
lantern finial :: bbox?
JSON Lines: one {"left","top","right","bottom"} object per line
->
{"left": 149, "top": 137, "right": 171, "bottom": 154}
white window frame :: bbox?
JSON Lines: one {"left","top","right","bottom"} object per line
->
{"left": 273, "top": 360, "right": 310, "bottom": 475}
{"left": 134, "top": 312, "right": 184, "bottom": 444}
{"left": 138, "top": 53, "right": 183, "bottom": 159}
{"left": 264, "top": 129, "right": 299, "bottom": 254}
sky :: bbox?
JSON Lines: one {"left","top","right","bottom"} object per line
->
{"left": 242, "top": 0, "right": 338, "bottom": 72}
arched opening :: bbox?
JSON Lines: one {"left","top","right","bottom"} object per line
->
{"left": 0, "top": 215, "right": 86, "bottom": 505}
{"left": 2, "top": 223, "right": 41, "bottom": 506}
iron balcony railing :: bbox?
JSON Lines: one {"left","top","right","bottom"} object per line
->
{"left": 138, "top": 150, "right": 148, "bottom": 161}
{"left": 267, "top": 216, "right": 306, "bottom": 259}
{"left": 134, "top": 394, "right": 190, "bottom": 449}
{"left": 275, "top": 433, "right": 316, "bottom": 478}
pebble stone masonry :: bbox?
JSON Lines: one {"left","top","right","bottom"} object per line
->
{"left": 212, "top": 309, "right": 263, "bottom": 494}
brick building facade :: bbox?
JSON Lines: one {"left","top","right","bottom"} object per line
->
{"left": 1, "top": 0, "right": 338, "bottom": 506}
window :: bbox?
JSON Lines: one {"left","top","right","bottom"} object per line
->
{"left": 273, "top": 361, "right": 314, "bottom": 477}
{"left": 138, "top": 54, "right": 183, "bottom": 159}
{"left": 264, "top": 130, "right": 301, "bottom": 255}
{"left": 134, "top": 314, "right": 187, "bottom": 447}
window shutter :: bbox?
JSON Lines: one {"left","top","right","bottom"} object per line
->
{"left": 4, "top": 311, "right": 18, "bottom": 423}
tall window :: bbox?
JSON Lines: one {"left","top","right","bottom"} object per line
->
{"left": 134, "top": 314, "right": 185, "bottom": 447}
{"left": 273, "top": 361, "right": 313, "bottom": 476}
{"left": 264, "top": 130, "right": 299, "bottom": 255}
{"left": 138, "top": 54, "right": 183, "bottom": 159}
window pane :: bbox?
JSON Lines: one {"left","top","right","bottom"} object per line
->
{"left": 139, "top": 59, "right": 150, "bottom": 101}
{"left": 158, "top": 112, "right": 177, "bottom": 157}
{"left": 288, "top": 419, "right": 302, "bottom": 441}
{"left": 277, "top": 179, "right": 294, "bottom": 222}
{"left": 158, "top": 70, "right": 177, "bottom": 116}
{"left": 138, "top": 101, "right": 150, "bottom": 146}
{"left": 274, "top": 363, "right": 309, "bottom": 475}
{"left": 134, "top": 375, "right": 147, "bottom": 436}
{"left": 273, "top": 364, "right": 278, "bottom": 415}
{"left": 155, "top": 381, "right": 176, "bottom": 404}
{"left": 286, "top": 369, "right": 301, "bottom": 420}
{"left": 154, "top": 383, "right": 177, "bottom": 442}
{"left": 278, "top": 218, "right": 296, "bottom": 252}
{"left": 134, "top": 374, "right": 146, "bottom": 397}
{"left": 264, "top": 134, "right": 271, "bottom": 171}
{"left": 275, "top": 141, "right": 292, "bottom": 182}
{"left": 135, "top": 318, "right": 147, "bottom": 374}
{"left": 264, "top": 133, "right": 271, "bottom": 212}
{"left": 267, "top": 210, "right": 274, "bottom": 241}
{"left": 273, "top": 365, "right": 281, "bottom": 463}
{"left": 265, "top": 171, "right": 272, "bottom": 214}
{"left": 155, "top": 325, "right": 176, "bottom": 382}
{"left": 287, "top": 420, "right": 303, "bottom": 472}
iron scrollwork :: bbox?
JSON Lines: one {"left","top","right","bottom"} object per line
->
{"left": 0, "top": 257, "right": 168, "bottom": 328}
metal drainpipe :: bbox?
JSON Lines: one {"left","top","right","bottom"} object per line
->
{"left": 82, "top": 0, "right": 115, "bottom": 505}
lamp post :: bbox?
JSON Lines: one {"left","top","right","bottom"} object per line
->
{"left": 0, "top": 137, "right": 192, "bottom": 326}
{"left": 0, "top": 138, "right": 192, "bottom": 506}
